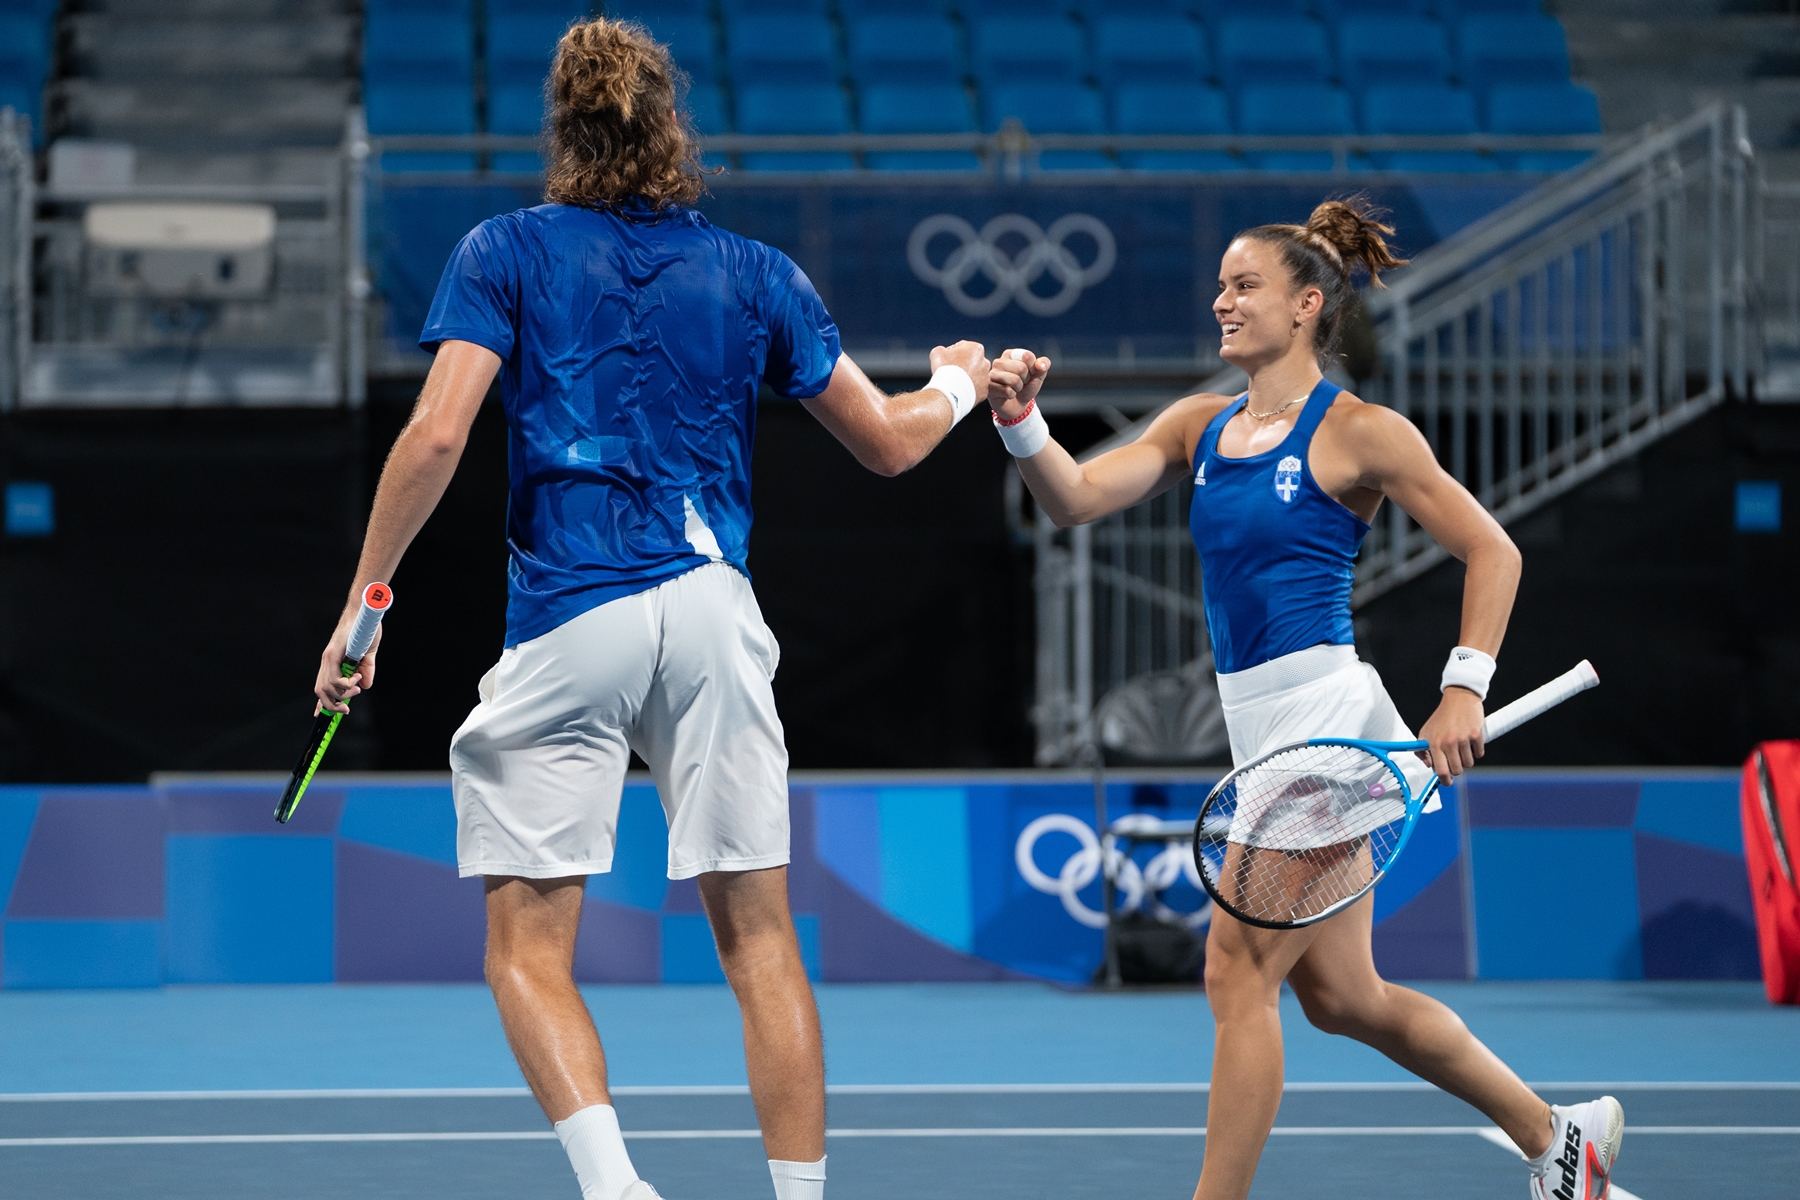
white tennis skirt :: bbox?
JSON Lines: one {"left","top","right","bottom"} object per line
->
{"left": 1217, "top": 645, "right": 1440, "bottom": 852}
{"left": 448, "top": 562, "right": 790, "bottom": 881}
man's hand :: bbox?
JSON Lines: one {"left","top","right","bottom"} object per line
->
{"left": 314, "top": 616, "right": 381, "bottom": 715}
{"left": 930, "top": 340, "right": 991, "bottom": 400}
{"left": 987, "top": 348, "right": 1051, "bottom": 422}
{"left": 1417, "top": 686, "right": 1485, "bottom": 784}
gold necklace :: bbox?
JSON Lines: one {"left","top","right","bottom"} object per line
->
{"left": 1244, "top": 393, "right": 1308, "bottom": 422}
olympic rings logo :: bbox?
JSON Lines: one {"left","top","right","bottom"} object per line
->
{"left": 907, "top": 213, "right": 1118, "bottom": 318}
{"left": 1014, "top": 814, "right": 1212, "bottom": 931}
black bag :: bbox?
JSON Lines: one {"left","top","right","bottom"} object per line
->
{"left": 1104, "top": 912, "right": 1206, "bottom": 985}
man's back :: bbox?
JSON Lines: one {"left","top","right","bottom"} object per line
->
{"left": 422, "top": 199, "right": 840, "bottom": 647}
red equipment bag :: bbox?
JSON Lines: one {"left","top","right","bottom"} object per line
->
{"left": 1743, "top": 741, "right": 1800, "bottom": 1005}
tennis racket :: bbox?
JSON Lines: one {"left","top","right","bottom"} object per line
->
{"left": 275, "top": 582, "right": 393, "bottom": 824}
{"left": 1192, "top": 659, "right": 1599, "bottom": 930}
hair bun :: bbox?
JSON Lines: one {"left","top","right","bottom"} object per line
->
{"left": 1304, "top": 197, "right": 1406, "bottom": 288}
{"left": 556, "top": 19, "right": 651, "bottom": 121}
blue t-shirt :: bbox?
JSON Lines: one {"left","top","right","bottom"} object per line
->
{"left": 420, "top": 200, "right": 842, "bottom": 647}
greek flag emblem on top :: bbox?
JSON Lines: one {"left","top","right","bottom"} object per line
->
{"left": 1273, "top": 455, "right": 1302, "bottom": 503}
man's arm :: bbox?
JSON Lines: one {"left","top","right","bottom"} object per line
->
{"left": 801, "top": 343, "right": 992, "bottom": 477}
{"left": 314, "top": 339, "right": 501, "bottom": 712}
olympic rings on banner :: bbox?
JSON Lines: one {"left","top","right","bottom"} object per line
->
{"left": 1014, "top": 814, "right": 1211, "bottom": 931}
{"left": 907, "top": 213, "right": 1118, "bottom": 318}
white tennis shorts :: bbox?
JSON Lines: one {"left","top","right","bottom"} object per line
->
{"left": 448, "top": 562, "right": 790, "bottom": 880}
{"left": 1217, "top": 643, "right": 1439, "bottom": 813}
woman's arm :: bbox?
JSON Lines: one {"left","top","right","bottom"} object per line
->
{"left": 314, "top": 339, "right": 500, "bottom": 712}
{"left": 801, "top": 344, "right": 991, "bottom": 477}
{"left": 1331, "top": 404, "right": 1523, "bottom": 781}
{"left": 989, "top": 352, "right": 1226, "bottom": 526}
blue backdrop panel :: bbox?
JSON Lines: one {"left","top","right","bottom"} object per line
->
{"left": 0, "top": 772, "right": 1758, "bottom": 987}
{"left": 372, "top": 179, "right": 1539, "bottom": 360}
{"left": 165, "top": 835, "right": 335, "bottom": 984}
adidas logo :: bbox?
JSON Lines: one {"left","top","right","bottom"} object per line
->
{"left": 1550, "top": 1117, "right": 1583, "bottom": 1200}
{"left": 1195, "top": 462, "right": 1206, "bottom": 485}
{"left": 1456, "top": 650, "right": 1478, "bottom": 662}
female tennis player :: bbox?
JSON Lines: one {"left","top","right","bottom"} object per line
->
{"left": 313, "top": 19, "right": 995, "bottom": 1200}
{"left": 984, "top": 199, "right": 1624, "bottom": 1200}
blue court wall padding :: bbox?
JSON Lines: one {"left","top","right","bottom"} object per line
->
{"left": 0, "top": 771, "right": 1758, "bottom": 988}
{"left": 371, "top": 179, "right": 1541, "bottom": 362}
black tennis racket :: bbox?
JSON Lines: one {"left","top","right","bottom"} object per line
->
{"left": 1192, "top": 660, "right": 1599, "bottom": 930}
{"left": 275, "top": 582, "right": 393, "bottom": 824}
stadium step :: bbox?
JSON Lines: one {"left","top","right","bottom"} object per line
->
{"left": 55, "top": 79, "right": 353, "bottom": 151}
{"left": 64, "top": 15, "right": 357, "bottom": 82}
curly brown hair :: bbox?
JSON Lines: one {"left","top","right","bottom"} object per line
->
{"left": 543, "top": 17, "right": 709, "bottom": 211}
{"left": 1237, "top": 196, "right": 1408, "bottom": 369}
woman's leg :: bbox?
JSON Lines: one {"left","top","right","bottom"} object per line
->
{"left": 1194, "top": 911, "right": 1320, "bottom": 1200}
{"left": 1285, "top": 895, "right": 1553, "bottom": 1157}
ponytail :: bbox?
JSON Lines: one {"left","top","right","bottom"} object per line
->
{"left": 1238, "top": 196, "right": 1407, "bottom": 369}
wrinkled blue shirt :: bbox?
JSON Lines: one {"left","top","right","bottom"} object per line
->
{"left": 421, "top": 200, "right": 842, "bottom": 647}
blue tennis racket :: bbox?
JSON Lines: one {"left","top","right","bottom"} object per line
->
{"left": 1193, "top": 660, "right": 1599, "bottom": 930}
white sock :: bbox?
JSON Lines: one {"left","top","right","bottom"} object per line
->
{"left": 769, "top": 1154, "right": 826, "bottom": 1200}
{"left": 555, "top": 1104, "right": 640, "bottom": 1200}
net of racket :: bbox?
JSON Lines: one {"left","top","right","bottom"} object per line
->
{"left": 1192, "top": 659, "right": 1599, "bottom": 930}
{"left": 275, "top": 582, "right": 392, "bottom": 824}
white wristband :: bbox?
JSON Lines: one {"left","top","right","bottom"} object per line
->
{"left": 1441, "top": 646, "right": 1497, "bottom": 700}
{"left": 993, "top": 399, "right": 1050, "bottom": 457}
{"left": 926, "top": 365, "right": 977, "bottom": 427}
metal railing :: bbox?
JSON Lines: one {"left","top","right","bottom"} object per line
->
{"left": 372, "top": 126, "right": 1606, "bottom": 180}
{"left": 0, "top": 109, "right": 29, "bottom": 413}
{"left": 1030, "top": 103, "right": 1759, "bottom": 764}
{"left": 4, "top": 110, "right": 367, "bottom": 410}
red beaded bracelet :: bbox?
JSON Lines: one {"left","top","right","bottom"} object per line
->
{"left": 995, "top": 399, "right": 1038, "bottom": 427}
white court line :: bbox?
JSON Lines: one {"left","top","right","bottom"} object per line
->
{"left": 3, "top": 1081, "right": 1796, "bottom": 1102}
{"left": 4, "top": 1125, "right": 1797, "bottom": 1148}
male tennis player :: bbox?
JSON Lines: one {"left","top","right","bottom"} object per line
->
{"left": 983, "top": 198, "right": 1625, "bottom": 1200}
{"left": 313, "top": 19, "right": 996, "bottom": 1200}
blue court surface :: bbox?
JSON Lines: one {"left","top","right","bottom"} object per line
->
{"left": 2, "top": 981, "right": 1795, "bottom": 1198}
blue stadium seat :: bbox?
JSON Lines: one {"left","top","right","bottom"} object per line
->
{"left": 960, "top": 0, "right": 1075, "bottom": 16}
{"left": 1093, "top": 17, "right": 1208, "bottom": 86}
{"left": 861, "top": 82, "right": 981, "bottom": 171}
{"left": 1237, "top": 82, "right": 1356, "bottom": 170}
{"left": 1074, "top": 0, "right": 1190, "bottom": 14}
{"left": 686, "top": 82, "right": 729, "bottom": 135}
{"left": 1486, "top": 80, "right": 1599, "bottom": 171}
{"left": 365, "top": 84, "right": 478, "bottom": 171}
{"left": 1433, "top": 0, "right": 1541, "bottom": 18}
{"left": 1215, "top": 18, "right": 1333, "bottom": 91}
{"left": 726, "top": 15, "right": 838, "bottom": 86}
{"left": 1194, "top": 0, "right": 1311, "bottom": 19}
{"left": 838, "top": 0, "right": 949, "bottom": 15}
{"left": 1455, "top": 14, "right": 1569, "bottom": 93}
{"left": 983, "top": 81, "right": 1110, "bottom": 170}
{"left": 606, "top": 0, "right": 708, "bottom": 17}
{"left": 486, "top": 11, "right": 581, "bottom": 88}
{"left": 735, "top": 82, "right": 855, "bottom": 171}
{"left": 0, "top": 15, "right": 50, "bottom": 85}
{"left": 626, "top": 15, "right": 718, "bottom": 83}
{"left": 970, "top": 17, "right": 1088, "bottom": 84}
{"left": 846, "top": 16, "right": 962, "bottom": 86}
{"left": 1112, "top": 82, "right": 1239, "bottom": 172}
{"left": 720, "top": 0, "right": 829, "bottom": 15}
{"left": 1316, "top": 0, "right": 1432, "bottom": 17}
{"left": 487, "top": 0, "right": 587, "bottom": 11}
{"left": 488, "top": 83, "right": 546, "bottom": 136}
{"left": 0, "top": 0, "right": 61, "bottom": 15}
{"left": 1359, "top": 82, "right": 1491, "bottom": 171}
{"left": 1336, "top": 16, "right": 1452, "bottom": 91}
{"left": 365, "top": 13, "right": 475, "bottom": 85}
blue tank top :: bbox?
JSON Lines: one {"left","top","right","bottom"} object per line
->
{"left": 1188, "top": 378, "right": 1370, "bottom": 675}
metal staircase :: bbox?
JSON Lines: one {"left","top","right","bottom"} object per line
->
{"left": 1030, "top": 102, "right": 1766, "bottom": 765}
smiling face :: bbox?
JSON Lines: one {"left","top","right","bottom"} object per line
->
{"left": 1214, "top": 237, "right": 1323, "bottom": 371}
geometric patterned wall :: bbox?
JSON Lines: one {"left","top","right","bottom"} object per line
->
{"left": 0, "top": 770, "right": 1754, "bottom": 989}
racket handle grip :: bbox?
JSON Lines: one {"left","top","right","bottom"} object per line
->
{"left": 1482, "top": 659, "right": 1598, "bottom": 743}
{"left": 343, "top": 582, "right": 393, "bottom": 666}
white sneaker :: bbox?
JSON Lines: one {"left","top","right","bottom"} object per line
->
{"left": 619, "top": 1184, "right": 664, "bottom": 1200}
{"left": 1529, "top": 1097, "right": 1625, "bottom": 1200}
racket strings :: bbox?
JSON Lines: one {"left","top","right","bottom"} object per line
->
{"left": 1196, "top": 744, "right": 1409, "bottom": 926}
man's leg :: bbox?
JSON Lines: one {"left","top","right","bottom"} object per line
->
{"left": 1285, "top": 894, "right": 1554, "bottom": 1158}
{"left": 698, "top": 867, "right": 827, "bottom": 1193}
{"left": 487, "top": 874, "right": 646, "bottom": 1200}
{"left": 1194, "top": 911, "right": 1321, "bottom": 1200}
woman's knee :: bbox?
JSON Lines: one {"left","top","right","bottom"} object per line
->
{"left": 1294, "top": 978, "right": 1388, "bottom": 1038}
